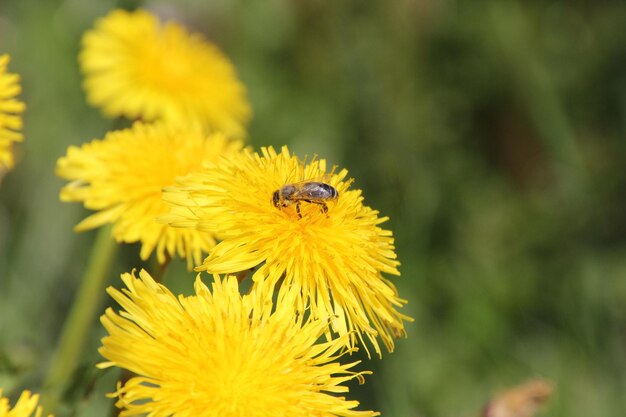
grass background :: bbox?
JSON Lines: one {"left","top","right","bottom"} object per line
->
{"left": 1, "top": 0, "right": 625, "bottom": 416}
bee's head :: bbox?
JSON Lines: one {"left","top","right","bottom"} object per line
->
{"left": 271, "top": 190, "right": 280, "bottom": 207}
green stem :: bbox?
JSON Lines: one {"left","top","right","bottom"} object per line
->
{"left": 151, "top": 253, "right": 171, "bottom": 283}
{"left": 42, "top": 225, "right": 118, "bottom": 413}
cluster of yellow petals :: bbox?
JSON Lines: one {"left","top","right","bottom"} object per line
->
{"left": 80, "top": 9, "right": 251, "bottom": 138}
{"left": 163, "top": 146, "right": 411, "bottom": 356}
{"left": 0, "top": 54, "right": 26, "bottom": 172}
{"left": 99, "top": 270, "right": 378, "bottom": 417}
{"left": 47, "top": 7, "right": 414, "bottom": 416}
{"left": 57, "top": 122, "right": 243, "bottom": 266}
{"left": 0, "top": 390, "right": 51, "bottom": 417}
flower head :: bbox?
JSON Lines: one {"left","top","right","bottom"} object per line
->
{"left": 99, "top": 269, "right": 378, "bottom": 417}
{"left": 56, "top": 122, "right": 243, "bottom": 266}
{"left": 163, "top": 146, "right": 411, "bottom": 356}
{"left": 80, "top": 9, "right": 251, "bottom": 138}
{"left": 0, "top": 54, "right": 26, "bottom": 172}
{"left": 0, "top": 390, "right": 51, "bottom": 417}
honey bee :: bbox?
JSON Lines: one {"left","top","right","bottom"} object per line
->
{"left": 272, "top": 181, "right": 339, "bottom": 218}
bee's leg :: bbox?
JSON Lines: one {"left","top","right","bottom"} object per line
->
{"left": 295, "top": 201, "right": 303, "bottom": 218}
{"left": 302, "top": 200, "right": 329, "bottom": 217}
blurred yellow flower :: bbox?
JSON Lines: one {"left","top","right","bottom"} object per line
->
{"left": 80, "top": 9, "right": 251, "bottom": 138}
{"left": 162, "top": 146, "right": 411, "bottom": 356}
{"left": 0, "top": 54, "right": 26, "bottom": 172}
{"left": 0, "top": 390, "right": 51, "bottom": 417}
{"left": 99, "top": 269, "right": 378, "bottom": 417}
{"left": 56, "top": 122, "right": 243, "bottom": 266}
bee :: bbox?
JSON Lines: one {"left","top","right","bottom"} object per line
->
{"left": 272, "top": 181, "right": 339, "bottom": 218}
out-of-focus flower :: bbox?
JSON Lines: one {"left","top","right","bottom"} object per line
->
{"left": 99, "top": 269, "right": 378, "bottom": 417}
{"left": 0, "top": 389, "right": 51, "bottom": 417}
{"left": 80, "top": 9, "right": 251, "bottom": 138}
{"left": 0, "top": 54, "right": 26, "bottom": 173}
{"left": 162, "top": 146, "right": 411, "bottom": 356}
{"left": 483, "top": 379, "right": 554, "bottom": 417}
{"left": 56, "top": 122, "right": 243, "bottom": 266}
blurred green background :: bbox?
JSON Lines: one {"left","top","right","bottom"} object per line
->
{"left": 1, "top": 0, "right": 625, "bottom": 416}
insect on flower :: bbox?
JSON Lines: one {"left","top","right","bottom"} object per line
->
{"left": 272, "top": 180, "right": 339, "bottom": 218}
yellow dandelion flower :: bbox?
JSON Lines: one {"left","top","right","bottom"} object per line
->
{"left": 162, "top": 146, "right": 412, "bottom": 356}
{"left": 0, "top": 54, "right": 26, "bottom": 171}
{"left": 0, "top": 389, "right": 51, "bottom": 417}
{"left": 99, "top": 269, "right": 378, "bottom": 417}
{"left": 80, "top": 9, "right": 251, "bottom": 138}
{"left": 56, "top": 122, "right": 243, "bottom": 266}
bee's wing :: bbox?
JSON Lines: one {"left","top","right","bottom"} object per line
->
{"left": 292, "top": 173, "right": 334, "bottom": 186}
